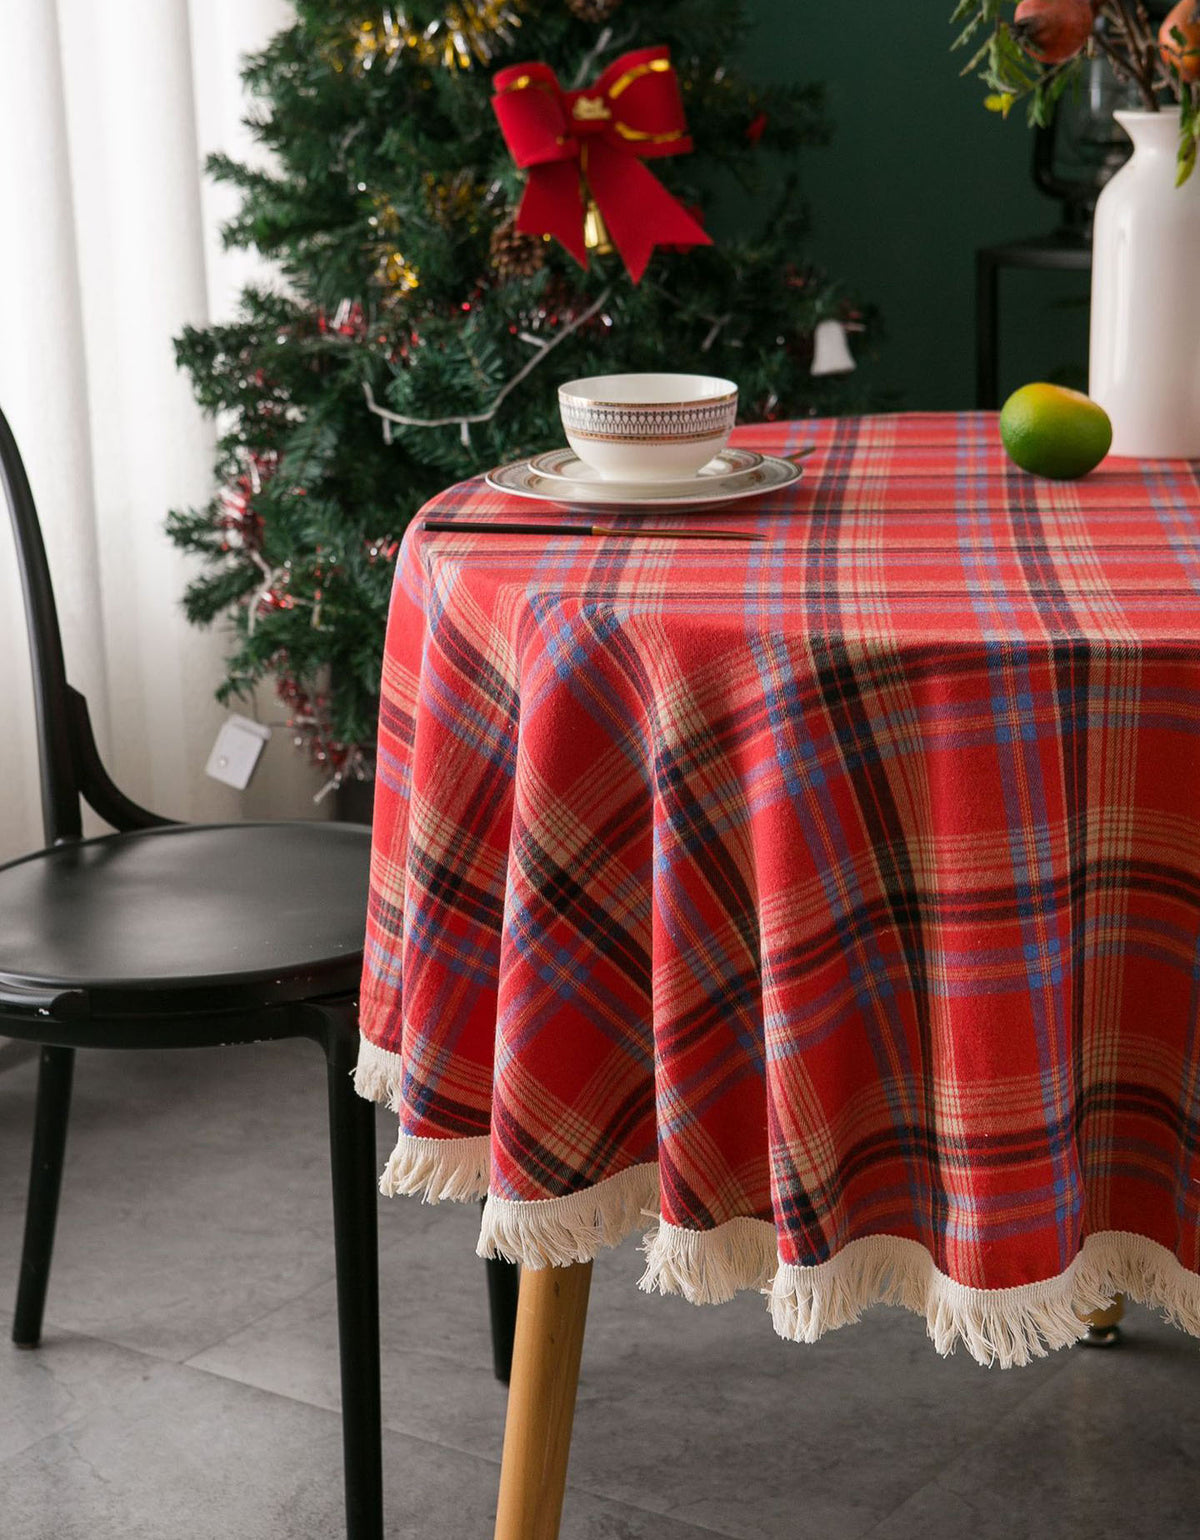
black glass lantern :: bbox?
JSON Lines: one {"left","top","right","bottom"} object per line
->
{"left": 1033, "top": 46, "right": 1141, "bottom": 236}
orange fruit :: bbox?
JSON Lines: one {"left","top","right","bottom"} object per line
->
{"left": 999, "top": 383, "right": 1112, "bottom": 480}
{"left": 1160, "top": 0, "right": 1200, "bottom": 83}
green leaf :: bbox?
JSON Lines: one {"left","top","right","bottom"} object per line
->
{"left": 1177, "top": 136, "right": 1197, "bottom": 187}
{"left": 1178, "top": 85, "right": 1200, "bottom": 184}
{"left": 990, "top": 24, "right": 1036, "bottom": 92}
{"left": 960, "top": 34, "right": 997, "bottom": 75}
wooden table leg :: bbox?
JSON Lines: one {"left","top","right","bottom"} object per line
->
{"left": 1083, "top": 1293, "right": 1125, "bottom": 1346}
{"left": 493, "top": 1261, "right": 592, "bottom": 1540}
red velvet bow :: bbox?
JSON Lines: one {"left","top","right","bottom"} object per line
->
{"left": 491, "top": 46, "right": 711, "bottom": 284}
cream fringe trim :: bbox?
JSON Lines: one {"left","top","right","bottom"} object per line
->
{"left": 478, "top": 1164, "right": 660, "bottom": 1269}
{"left": 358, "top": 1069, "right": 1200, "bottom": 1367}
{"left": 771, "top": 1232, "right": 1095, "bottom": 1368}
{"left": 769, "top": 1228, "right": 1200, "bottom": 1368}
{"left": 378, "top": 1131, "right": 491, "bottom": 1202}
{"left": 640, "top": 1216, "right": 779, "bottom": 1305}
{"left": 354, "top": 1036, "right": 407, "bottom": 1112}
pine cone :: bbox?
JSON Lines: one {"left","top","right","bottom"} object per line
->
{"left": 566, "top": 0, "right": 623, "bottom": 22}
{"left": 489, "top": 217, "right": 545, "bottom": 281}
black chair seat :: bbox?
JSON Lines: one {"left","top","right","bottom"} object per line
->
{"left": 0, "top": 821, "right": 370, "bottom": 1023}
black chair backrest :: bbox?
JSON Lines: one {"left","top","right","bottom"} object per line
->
{"left": 1, "top": 405, "right": 82, "bottom": 845}
{"left": 1, "top": 403, "right": 170, "bottom": 848}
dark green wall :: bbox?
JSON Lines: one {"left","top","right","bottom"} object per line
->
{"left": 748, "top": 2, "right": 1091, "bottom": 409}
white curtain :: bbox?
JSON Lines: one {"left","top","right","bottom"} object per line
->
{"left": 0, "top": 0, "right": 324, "bottom": 862}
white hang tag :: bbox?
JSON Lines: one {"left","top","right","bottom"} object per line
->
{"left": 205, "top": 713, "right": 271, "bottom": 790}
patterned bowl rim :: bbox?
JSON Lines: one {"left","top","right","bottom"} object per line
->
{"left": 558, "top": 375, "right": 738, "bottom": 411}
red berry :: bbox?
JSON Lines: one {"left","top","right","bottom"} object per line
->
{"left": 1013, "top": 0, "right": 1094, "bottom": 64}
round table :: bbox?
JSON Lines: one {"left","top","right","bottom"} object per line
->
{"left": 356, "top": 412, "right": 1200, "bottom": 1538}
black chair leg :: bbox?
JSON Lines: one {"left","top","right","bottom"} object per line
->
{"left": 481, "top": 1199, "right": 519, "bottom": 1384}
{"left": 13, "top": 1044, "right": 75, "bottom": 1348}
{"left": 320, "top": 1009, "right": 384, "bottom": 1540}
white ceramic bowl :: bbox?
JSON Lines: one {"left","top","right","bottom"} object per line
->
{"left": 557, "top": 373, "right": 738, "bottom": 482}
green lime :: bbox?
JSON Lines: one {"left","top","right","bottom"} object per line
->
{"left": 999, "top": 383, "right": 1112, "bottom": 480}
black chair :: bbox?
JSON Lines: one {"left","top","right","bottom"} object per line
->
{"left": 0, "top": 405, "right": 517, "bottom": 1538}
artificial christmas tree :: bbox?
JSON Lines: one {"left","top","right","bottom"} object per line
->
{"left": 169, "top": 0, "right": 875, "bottom": 789}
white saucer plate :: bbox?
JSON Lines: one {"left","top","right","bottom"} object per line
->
{"left": 485, "top": 451, "right": 802, "bottom": 509}
{"left": 527, "top": 446, "right": 765, "bottom": 490}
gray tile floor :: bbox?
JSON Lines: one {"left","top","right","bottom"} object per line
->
{"left": 0, "top": 1037, "right": 1197, "bottom": 1540}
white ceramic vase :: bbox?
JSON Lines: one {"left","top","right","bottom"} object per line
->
{"left": 1089, "top": 109, "right": 1200, "bottom": 459}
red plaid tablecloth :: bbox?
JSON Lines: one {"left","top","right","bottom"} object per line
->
{"left": 356, "top": 412, "right": 1200, "bottom": 1366}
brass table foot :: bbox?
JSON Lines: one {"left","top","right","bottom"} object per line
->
{"left": 1081, "top": 1293, "right": 1124, "bottom": 1348}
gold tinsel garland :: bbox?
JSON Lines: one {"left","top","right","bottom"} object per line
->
{"left": 347, "top": 2, "right": 523, "bottom": 73}
{"left": 366, "top": 192, "right": 421, "bottom": 300}
{"left": 374, "top": 249, "right": 421, "bottom": 294}
{"left": 424, "top": 170, "right": 486, "bottom": 229}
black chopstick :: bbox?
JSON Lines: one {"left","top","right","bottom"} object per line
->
{"left": 422, "top": 519, "right": 766, "bottom": 543}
